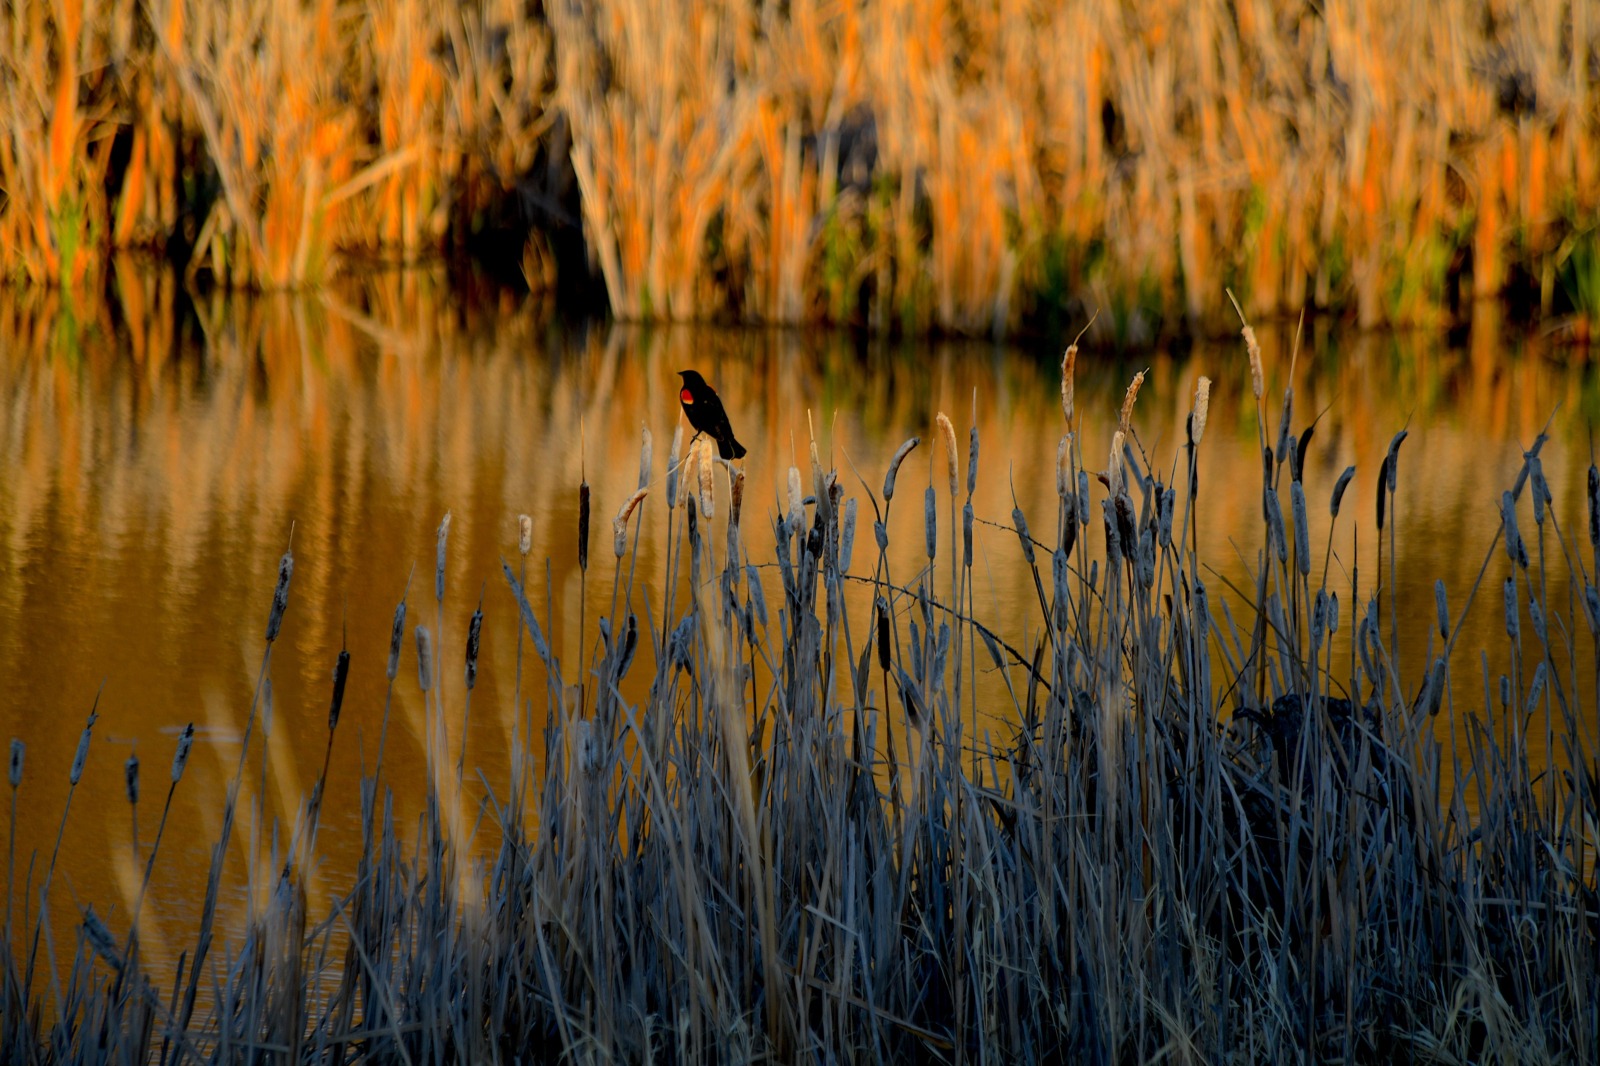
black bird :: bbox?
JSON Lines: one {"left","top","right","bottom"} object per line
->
{"left": 678, "top": 370, "right": 746, "bottom": 460}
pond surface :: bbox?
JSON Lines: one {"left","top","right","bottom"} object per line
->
{"left": 1, "top": 270, "right": 1595, "bottom": 974}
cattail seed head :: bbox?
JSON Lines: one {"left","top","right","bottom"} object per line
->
{"left": 1503, "top": 577, "right": 1519, "bottom": 641}
{"left": 1078, "top": 471, "right": 1091, "bottom": 526}
{"left": 874, "top": 520, "right": 888, "bottom": 552}
{"left": 1328, "top": 591, "right": 1339, "bottom": 633}
{"left": 1061, "top": 344, "right": 1077, "bottom": 424}
{"left": 1434, "top": 580, "right": 1450, "bottom": 642}
{"left": 83, "top": 906, "right": 121, "bottom": 971}
{"left": 1119, "top": 369, "right": 1146, "bottom": 434}
{"left": 1385, "top": 430, "right": 1407, "bottom": 492}
{"left": 1530, "top": 460, "right": 1549, "bottom": 527}
{"left": 1056, "top": 436, "right": 1072, "bottom": 503}
{"left": 266, "top": 550, "right": 294, "bottom": 642}
{"left": 963, "top": 501, "right": 974, "bottom": 568}
{"left": 666, "top": 424, "right": 684, "bottom": 508}
{"left": 1291, "top": 481, "right": 1309, "bottom": 574}
{"left": 465, "top": 607, "right": 483, "bottom": 691}
{"left": 518, "top": 514, "right": 533, "bottom": 557}
{"left": 785, "top": 465, "right": 804, "bottom": 532}
{"left": 1499, "top": 674, "right": 1511, "bottom": 708}
{"left": 884, "top": 437, "right": 919, "bottom": 502}
{"left": 171, "top": 724, "right": 193, "bottom": 783}
{"left": 124, "top": 752, "right": 139, "bottom": 806}
{"left": 936, "top": 413, "right": 959, "bottom": 496}
{"left": 1376, "top": 460, "right": 1389, "bottom": 531}
{"left": 1159, "top": 486, "right": 1176, "bottom": 548}
{"left": 730, "top": 469, "right": 746, "bottom": 530}
{"left": 746, "top": 565, "right": 768, "bottom": 628}
{"left": 613, "top": 488, "right": 649, "bottom": 557}
{"left": 578, "top": 482, "right": 592, "bottom": 571}
{"left": 415, "top": 626, "right": 434, "bottom": 692}
{"left": 1242, "top": 324, "right": 1263, "bottom": 399}
{"left": 638, "top": 425, "right": 653, "bottom": 492}
{"left": 839, "top": 498, "right": 858, "bottom": 573}
{"left": 696, "top": 440, "right": 715, "bottom": 519}
{"left": 1501, "top": 491, "right": 1527, "bottom": 569}
{"left": 1192, "top": 376, "right": 1212, "bottom": 444}
{"left": 435, "top": 513, "right": 451, "bottom": 605}
{"left": 1331, "top": 465, "right": 1356, "bottom": 518}
{"left": 69, "top": 714, "right": 95, "bottom": 786}
{"left": 329, "top": 649, "right": 350, "bottom": 730}
{"left": 1526, "top": 661, "right": 1547, "bottom": 715}
{"left": 1193, "top": 580, "right": 1210, "bottom": 644}
{"left": 1013, "top": 507, "right": 1036, "bottom": 565}
{"left": 1585, "top": 584, "right": 1600, "bottom": 635}
{"left": 9, "top": 739, "right": 22, "bottom": 788}
{"left": 1424, "top": 656, "right": 1447, "bottom": 716}
{"left": 1275, "top": 388, "right": 1294, "bottom": 469}
{"left": 967, "top": 425, "right": 980, "bottom": 498}
{"left": 924, "top": 487, "right": 937, "bottom": 559}
{"left": 1108, "top": 431, "right": 1126, "bottom": 498}
{"left": 387, "top": 598, "right": 407, "bottom": 681}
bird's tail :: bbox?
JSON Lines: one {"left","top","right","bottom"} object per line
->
{"left": 719, "top": 435, "right": 747, "bottom": 461}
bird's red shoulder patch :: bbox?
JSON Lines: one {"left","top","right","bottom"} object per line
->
{"left": 679, "top": 387, "right": 694, "bottom": 403}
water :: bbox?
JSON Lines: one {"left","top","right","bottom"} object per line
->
{"left": 1, "top": 270, "right": 1595, "bottom": 976}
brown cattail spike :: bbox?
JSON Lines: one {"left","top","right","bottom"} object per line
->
{"left": 1193, "top": 377, "right": 1212, "bottom": 444}
{"left": 936, "top": 412, "right": 958, "bottom": 496}
{"left": 1119, "top": 370, "right": 1146, "bottom": 434}
{"left": 518, "top": 514, "right": 533, "bottom": 557}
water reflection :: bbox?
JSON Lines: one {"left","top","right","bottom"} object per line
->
{"left": 1, "top": 266, "right": 1595, "bottom": 974}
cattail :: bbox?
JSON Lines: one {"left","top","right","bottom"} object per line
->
{"left": 1530, "top": 459, "right": 1548, "bottom": 527}
{"left": 1078, "top": 471, "right": 1091, "bottom": 527}
{"left": 963, "top": 501, "right": 974, "bottom": 568}
{"left": 1192, "top": 376, "right": 1212, "bottom": 444}
{"left": 730, "top": 469, "right": 746, "bottom": 530}
{"left": 666, "top": 424, "right": 684, "bottom": 508}
{"left": 1242, "top": 323, "right": 1263, "bottom": 399}
{"left": 978, "top": 623, "right": 1005, "bottom": 669}
{"left": 124, "top": 753, "right": 139, "bottom": 806}
{"left": 1265, "top": 490, "right": 1288, "bottom": 565}
{"left": 1291, "top": 482, "right": 1309, "bottom": 574}
{"left": 1159, "top": 486, "right": 1176, "bottom": 548}
{"left": 875, "top": 597, "right": 892, "bottom": 670}
{"left": 266, "top": 549, "right": 294, "bottom": 642}
{"left": 1499, "top": 674, "right": 1511, "bottom": 708}
{"left": 1358, "top": 617, "right": 1377, "bottom": 686}
{"left": 1529, "top": 596, "right": 1546, "bottom": 644}
{"left": 884, "top": 437, "right": 919, "bottom": 501}
{"left": 68, "top": 713, "right": 97, "bottom": 786}
{"left": 1501, "top": 491, "right": 1527, "bottom": 569}
{"left": 1423, "top": 657, "right": 1447, "bottom": 716}
{"left": 83, "top": 906, "right": 121, "bottom": 971}
{"left": 967, "top": 425, "right": 980, "bottom": 498}
{"left": 1108, "top": 430, "right": 1126, "bottom": 497}
{"left": 746, "top": 565, "right": 768, "bottom": 628}
{"left": 840, "top": 498, "right": 858, "bottom": 572}
{"left": 924, "top": 487, "right": 937, "bottom": 559}
{"left": 696, "top": 439, "right": 715, "bottom": 519}
{"left": 1525, "top": 662, "right": 1547, "bottom": 716}
{"left": 1312, "top": 589, "right": 1328, "bottom": 649}
{"left": 1330, "top": 465, "right": 1356, "bottom": 517}
{"left": 329, "top": 649, "right": 350, "bottom": 729}
{"left": 936, "top": 412, "right": 959, "bottom": 496}
{"left": 415, "top": 626, "right": 434, "bottom": 692}
{"left": 1061, "top": 344, "right": 1077, "bottom": 424}
{"left": 1136, "top": 527, "right": 1156, "bottom": 588}
{"left": 1431, "top": 579, "right": 1450, "bottom": 643}
{"left": 787, "top": 466, "right": 804, "bottom": 531}
{"left": 571, "top": 719, "right": 600, "bottom": 777}
{"left": 1275, "top": 388, "right": 1294, "bottom": 469}
{"left": 387, "top": 598, "right": 407, "bottom": 681}
{"left": 1504, "top": 577, "right": 1519, "bottom": 640}
{"left": 638, "top": 425, "right": 653, "bottom": 492}
{"left": 1119, "top": 369, "right": 1146, "bottom": 433}
{"left": 9, "top": 739, "right": 22, "bottom": 787}
{"left": 1012, "top": 507, "right": 1036, "bottom": 565}
{"left": 1376, "top": 459, "right": 1389, "bottom": 531}
{"left": 1193, "top": 581, "right": 1210, "bottom": 645}
{"left": 618, "top": 614, "right": 639, "bottom": 678}
{"left": 1056, "top": 437, "right": 1072, "bottom": 503}
{"left": 578, "top": 482, "right": 591, "bottom": 571}
{"left": 1588, "top": 464, "right": 1599, "bottom": 546}
{"left": 1328, "top": 591, "right": 1340, "bottom": 633}
{"left": 171, "top": 724, "right": 194, "bottom": 783}
{"left": 435, "top": 513, "right": 451, "bottom": 604}
{"left": 465, "top": 607, "right": 482, "bottom": 691}
{"left": 518, "top": 514, "right": 533, "bottom": 557}
{"left": 874, "top": 520, "right": 888, "bottom": 552}
{"left": 613, "top": 488, "right": 649, "bottom": 557}
{"left": 1587, "top": 584, "right": 1600, "bottom": 635}
{"left": 1384, "top": 430, "right": 1407, "bottom": 492}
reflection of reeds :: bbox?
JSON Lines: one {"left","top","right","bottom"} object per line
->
{"left": 5, "top": 2, "right": 1600, "bottom": 331}
{"left": 3, "top": 321, "right": 1596, "bottom": 1061}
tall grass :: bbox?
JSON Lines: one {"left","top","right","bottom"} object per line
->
{"left": 2, "top": 322, "right": 1597, "bottom": 1062}
{"left": 4, "top": 1, "right": 1599, "bottom": 335}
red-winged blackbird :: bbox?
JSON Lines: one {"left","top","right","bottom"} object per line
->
{"left": 678, "top": 370, "right": 747, "bottom": 460}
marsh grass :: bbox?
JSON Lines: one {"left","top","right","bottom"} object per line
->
{"left": 2, "top": 327, "right": 1598, "bottom": 1063}
{"left": 4, "top": 1, "right": 1600, "bottom": 335}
